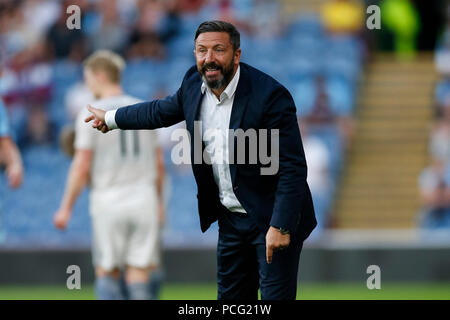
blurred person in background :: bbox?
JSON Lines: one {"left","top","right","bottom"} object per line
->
{"left": 126, "top": 0, "right": 181, "bottom": 60}
{"left": 0, "top": 0, "right": 56, "bottom": 148}
{"left": 435, "top": 3, "right": 450, "bottom": 75}
{"left": 320, "top": 0, "right": 364, "bottom": 36}
{"left": 419, "top": 5, "right": 450, "bottom": 230}
{"left": 0, "top": 68, "right": 24, "bottom": 242}
{"left": 125, "top": 0, "right": 165, "bottom": 60}
{"left": 87, "top": 0, "right": 129, "bottom": 54}
{"left": 53, "top": 50, "right": 165, "bottom": 300}
{"left": 22, "top": 105, "right": 55, "bottom": 147}
{"left": 430, "top": 101, "right": 450, "bottom": 163}
{"left": 418, "top": 158, "right": 450, "bottom": 229}
{"left": 21, "top": 0, "right": 61, "bottom": 38}
{"left": 0, "top": 92, "right": 23, "bottom": 189}
{"left": 303, "top": 76, "right": 335, "bottom": 125}
{"left": 303, "top": 76, "right": 355, "bottom": 151}
{"left": 435, "top": 3, "right": 450, "bottom": 116}
{"left": 0, "top": 0, "right": 44, "bottom": 57}
{"left": 299, "top": 120, "right": 332, "bottom": 235}
{"left": 379, "top": 0, "right": 420, "bottom": 59}
{"left": 205, "top": 0, "right": 281, "bottom": 37}
{"left": 46, "top": 0, "right": 88, "bottom": 61}
{"left": 434, "top": 77, "right": 450, "bottom": 110}
{"left": 3, "top": 42, "right": 54, "bottom": 148}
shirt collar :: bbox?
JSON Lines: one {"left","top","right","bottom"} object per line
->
{"left": 201, "top": 65, "right": 240, "bottom": 101}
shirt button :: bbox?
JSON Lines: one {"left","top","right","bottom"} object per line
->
{"left": 233, "top": 186, "right": 238, "bottom": 191}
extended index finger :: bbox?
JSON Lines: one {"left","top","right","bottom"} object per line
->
{"left": 84, "top": 114, "right": 95, "bottom": 123}
{"left": 266, "top": 244, "right": 273, "bottom": 264}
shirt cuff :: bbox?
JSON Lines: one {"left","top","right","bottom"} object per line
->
{"left": 105, "top": 110, "right": 118, "bottom": 130}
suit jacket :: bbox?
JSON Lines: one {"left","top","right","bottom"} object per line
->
{"left": 115, "top": 62, "right": 317, "bottom": 240}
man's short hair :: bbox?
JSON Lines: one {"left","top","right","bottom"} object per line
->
{"left": 195, "top": 20, "right": 240, "bottom": 51}
{"left": 83, "top": 50, "right": 126, "bottom": 84}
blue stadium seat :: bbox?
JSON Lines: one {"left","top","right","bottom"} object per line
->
{"left": 167, "top": 34, "right": 195, "bottom": 60}
{"left": 287, "top": 14, "right": 324, "bottom": 39}
{"left": 290, "top": 76, "right": 317, "bottom": 117}
{"left": 325, "top": 75, "right": 356, "bottom": 116}
{"left": 0, "top": 146, "right": 90, "bottom": 248}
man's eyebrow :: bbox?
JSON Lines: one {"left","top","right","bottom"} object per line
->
{"left": 195, "top": 42, "right": 228, "bottom": 48}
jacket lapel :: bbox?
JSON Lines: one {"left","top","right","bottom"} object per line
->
{"left": 187, "top": 81, "right": 205, "bottom": 167}
{"left": 229, "top": 64, "right": 251, "bottom": 184}
{"left": 228, "top": 64, "right": 251, "bottom": 131}
{"left": 185, "top": 78, "right": 203, "bottom": 133}
{"left": 191, "top": 80, "right": 204, "bottom": 122}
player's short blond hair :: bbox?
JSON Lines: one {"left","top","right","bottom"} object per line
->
{"left": 83, "top": 50, "right": 126, "bottom": 84}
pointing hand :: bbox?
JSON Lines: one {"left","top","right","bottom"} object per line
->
{"left": 85, "top": 104, "right": 110, "bottom": 133}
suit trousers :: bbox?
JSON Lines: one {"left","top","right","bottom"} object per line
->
{"left": 216, "top": 208, "right": 304, "bottom": 300}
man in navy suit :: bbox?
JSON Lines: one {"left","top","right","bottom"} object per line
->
{"left": 86, "top": 20, "right": 317, "bottom": 300}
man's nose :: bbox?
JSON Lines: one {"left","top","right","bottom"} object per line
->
{"left": 205, "top": 49, "right": 215, "bottom": 63}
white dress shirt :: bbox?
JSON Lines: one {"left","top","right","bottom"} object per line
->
{"left": 200, "top": 66, "right": 246, "bottom": 213}
{"left": 105, "top": 66, "right": 246, "bottom": 214}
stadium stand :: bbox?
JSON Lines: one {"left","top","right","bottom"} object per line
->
{"left": 335, "top": 52, "right": 438, "bottom": 228}
{"left": 0, "top": 0, "right": 364, "bottom": 248}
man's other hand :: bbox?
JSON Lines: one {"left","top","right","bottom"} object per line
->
{"left": 85, "top": 105, "right": 109, "bottom": 133}
{"left": 265, "top": 226, "right": 290, "bottom": 264}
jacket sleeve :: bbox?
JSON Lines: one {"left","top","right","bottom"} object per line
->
{"left": 115, "top": 85, "right": 185, "bottom": 130}
{"left": 262, "top": 86, "right": 309, "bottom": 234}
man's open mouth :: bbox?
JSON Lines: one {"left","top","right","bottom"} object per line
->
{"left": 203, "top": 65, "right": 222, "bottom": 77}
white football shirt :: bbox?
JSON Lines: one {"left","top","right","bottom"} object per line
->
{"left": 75, "top": 94, "right": 160, "bottom": 216}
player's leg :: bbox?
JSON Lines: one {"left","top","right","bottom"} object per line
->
{"left": 94, "top": 267, "right": 125, "bottom": 300}
{"left": 125, "top": 207, "right": 160, "bottom": 300}
{"left": 148, "top": 265, "right": 164, "bottom": 299}
{"left": 125, "top": 265, "right": 156, "bottom": 300}
{"left": 91, "top": 211, "right": 128, "bottom": 300}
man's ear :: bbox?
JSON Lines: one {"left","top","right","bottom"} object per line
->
{"left": 234, "top": 48, "right": 242, "bottom": 64}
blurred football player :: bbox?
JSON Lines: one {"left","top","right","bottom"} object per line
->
{"left": 0, "top": 98, "right": 23, "bottom": 190}
{"left": 0, "top": 66, "right": 23, "bottom": 243}
{"left": 53, "top": 50, "right": 165, "bottom": 300}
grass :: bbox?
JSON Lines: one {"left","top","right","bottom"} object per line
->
{"left": 0, "top": 282, "right": 449, "bottom": 300}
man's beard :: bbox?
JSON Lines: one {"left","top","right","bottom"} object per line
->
{"left": 200, "top": 61, "right": 235, "bottom": 90}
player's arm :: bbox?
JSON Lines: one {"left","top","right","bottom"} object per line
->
{"left": 53, "top": 149, "right": 92, "bottom": 230}
{"left": 155, "top": 146, "right": 166, "bottom": 226}
{"left": 0, "top": 136, "right": 23, "bottom": 189}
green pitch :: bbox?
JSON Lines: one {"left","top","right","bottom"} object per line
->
{"left": 0, "top": 282, "right": 449, "bottom": 300}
